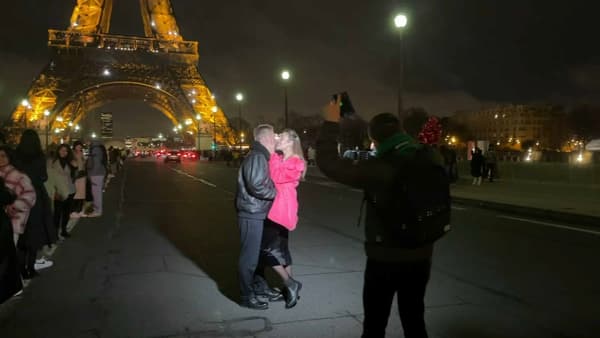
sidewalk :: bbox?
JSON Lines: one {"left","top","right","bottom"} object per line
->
{"left": 306, "top": 166, "right": 600, "bottom": 226}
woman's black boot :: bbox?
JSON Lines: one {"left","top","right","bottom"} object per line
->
{"left": 284, "top": 278, "right": 301, "bottom": 309}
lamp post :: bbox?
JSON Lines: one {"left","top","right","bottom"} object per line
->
{"left": 281, "top": 70, "right": 291, "bottom": 128}
{"left": 394, "top": 13, "right": 408, "bottom": 119}
{"left": 211, "top": 106, "right": 218, "bottom": 153}
{"left": 235, "top": 93, "right": 244, "bottom": 151}
{"left": 43, "top": 110, "right": 50, "bottom": 148}
{"left": 195, "top": 114, "right": 202, "bottom": 150}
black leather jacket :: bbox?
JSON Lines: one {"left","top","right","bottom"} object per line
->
{"left": 236, "top": 142, "right": 276, "bottom": 219}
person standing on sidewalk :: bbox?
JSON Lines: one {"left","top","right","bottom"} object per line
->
{"left": 0, "top": 175, "right": 20, "bottom": 304}
{"left": 86, "top": 140, "right": 107, "bottom": 217}
{"left": 70, "top": 141, "right": 87, "bottom": 218}
{"left": 485, "top": 145, "right": 498, "bottom": 182}
{"left": 470, "top": 148, "right": 484, "bottom": 185}
{"left": 47, "top": 144, "right": 76, "bottom": 238}
{"left": 0, "top": 146, "right": 35, "bottom": 298}
{"left": 259, "top": 129, "right": 306, "bottom": 309}
{"left": 236, "top": 124, "right": 277, "bottom": 310}
{"left": 15, "top": 130, "right": 56, "bottom": 278}
{"left": 317, "top": 98, "right": 437, "bottom": 338}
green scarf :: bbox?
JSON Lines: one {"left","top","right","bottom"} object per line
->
{"left": 375, "top": 132, "right": 417, "bottom": 158}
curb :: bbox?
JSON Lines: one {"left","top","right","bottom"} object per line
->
{"left": 452, "top": 196, "right": 600, "bottom": 228}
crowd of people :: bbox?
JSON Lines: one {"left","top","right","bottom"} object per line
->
{"left": 0, "top": 130, "right": 122, "bottom": 305}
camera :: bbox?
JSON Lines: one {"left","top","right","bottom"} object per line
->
{"left": 332, "top": 92, "right": 356, "bottom": 118}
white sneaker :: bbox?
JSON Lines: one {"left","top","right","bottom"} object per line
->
{"left": 70, "top": 212, "right": 81, "bottom": 219}
{"left": 87, "top": 212, "right": 102, "bottom": 218}
{"left": 34, "top": 258, "right": 54, "bottom": 271}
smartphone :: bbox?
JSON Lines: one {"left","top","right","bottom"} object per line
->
{"left": 332, "top": 92, "right": 355, "bottom": 118}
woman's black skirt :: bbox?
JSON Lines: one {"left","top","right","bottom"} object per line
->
{"left": 260, "top": 219, "right": 292, "bottom": 267}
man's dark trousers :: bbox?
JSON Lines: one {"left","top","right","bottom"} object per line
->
{"left": 361, "top": 258, "right": 431, "bottom": 338}
{"left": 238, "top": 217, "right": 264, "bottom": 300}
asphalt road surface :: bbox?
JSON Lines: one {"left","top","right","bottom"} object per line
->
{"left": 0, "top": 158, "right": 598, "bottom": 338}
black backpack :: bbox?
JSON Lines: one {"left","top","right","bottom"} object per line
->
{"left": 369, "top": 144, "right": 451, "bottom": 248}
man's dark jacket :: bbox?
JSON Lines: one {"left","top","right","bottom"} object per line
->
{"left": 236, "top": 142, "right": 276, "bottom": 220}
{"left": 316, "top": 121, "right": 433, "bottom": 262}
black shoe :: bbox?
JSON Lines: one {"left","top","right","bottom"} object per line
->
{"left": 255, "top": 287, "right": 281, "bottom": 298}
{"left": 61, "top": 231, "right": 71, "bottom": 238}
{"left": 268, "top": 289, "right": 285, "bottom": 302}
{"left": 240, "top": 297, "right": 268, "bottom": 310}
{"left": 284, "top": 279, "right": 301, "bottom": 309}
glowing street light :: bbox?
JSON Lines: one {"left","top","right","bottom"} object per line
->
{"left": 155, "top": 83, "right": 161, "bottom": 90}
{"left": 74, "top": 125, "right": 80, "bottom": 131}
{"left": 102, "top": 69, "right": 111, "bottom": 76}
{"left": 394, "top": 13, "right": 408, "bottom": 28}
{"left": 196, "top": 114, "right": 202, "bottom": 121}
{"left": 281, "top": 69, "right": 291, "bottom": 127}
{"left": 185, "top": 119, "right": 193, "bottom": 126}
{"left": 56, "top": 116, "right": 64, "bottom": 122}
{"left": 177, "top": 124, "right": 182, "bottom": 130}
{"left": 21, "top": 99, "right": 30, "bottom": 107}
{"left": 393, "top": 12, "right": 408, "bottom": 118}
{"left": 91, "top": 132, "right": 97, "bottom": 139}
{"left": 43, "top": 110, "right": 50, "bottom": 117}
{"left": 235, "top": 93, "right": 244, "bottom": 150}
{"left": 68, "top": 121, "right": 73, "bottom": 127}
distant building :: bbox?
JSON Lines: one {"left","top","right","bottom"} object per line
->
{"left": 452, "top": 105, "right": 567, "bottom": 150}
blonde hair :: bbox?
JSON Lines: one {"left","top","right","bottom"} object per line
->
{"left": 281, "top": 129, "right": 306, "bottom": 180}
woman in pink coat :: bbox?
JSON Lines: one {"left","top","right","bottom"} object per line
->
{"left": 260, "top": 129, "right": 306, "bottom": 309}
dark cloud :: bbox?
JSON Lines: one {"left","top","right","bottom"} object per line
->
{"left": 1, "top": 0, "right": 599, "bottom": 133}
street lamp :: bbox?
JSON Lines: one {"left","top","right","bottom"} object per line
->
{"left": 393, "top": 13, "right": 408, "bottom": 118}
{"left": 211, "top": 106, "right": 218, "bottom": 152}
{"left": 281, "top": 70, "right": 291, "bottom": 128}
{"left": 236, "top": 93, "right": 244, "bottom": 150}
{"left": 43, "top": 109, "right": 50, "bottom": 148}
{"left": 91, "top": 132, "right": 97, "bottom": 139}
{"left": 195, "top": 114, "right": 202, "bottom": 150}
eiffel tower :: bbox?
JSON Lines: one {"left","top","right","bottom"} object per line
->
{"left": 10, "top": 0, "right": 234, "bottom": 148}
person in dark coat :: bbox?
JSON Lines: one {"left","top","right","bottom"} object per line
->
{"left": 470, "top": 147, "right": 485, "bottom": 185}
{"left": 0, "top": 177, "right": 20, "bottom": 304}
{"left": 15, "top": 129, "right": 56, "bottom": 279}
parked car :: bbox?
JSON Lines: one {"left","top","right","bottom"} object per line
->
{"left": 164, "top": 150, "right": 182, "bottom": 163}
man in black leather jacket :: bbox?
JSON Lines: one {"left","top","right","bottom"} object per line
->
{"left": 236, "top": 124, "right": 277, "bottom": 310}
{"left": 316, "top": 99, "right": 434, "bottom": 338}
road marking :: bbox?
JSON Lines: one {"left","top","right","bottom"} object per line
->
{"left": 451, "top": 206, "right": 467, "bottom": 211}
{"left": 170, "top": 168, "right": 217, "bottom": 188}
{"left": 497, "top": 215, "right": 600, "bottom": 236}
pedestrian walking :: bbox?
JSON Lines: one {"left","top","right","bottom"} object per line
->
{"left": 47, "top": 144, "right": 75, "bottom": 238}
{"left": 259, "top": 129, "right": 306, "bottom": 309}
{"left": 236, "top": 124, "right": 277, "bottom": 310}
{"left": 317, "top": 97, "right": 450, "bottom": 338}
{"left": 14, "top": 130, "right": 56, "bottom": 279}
{"left": 70, "top": 141, "right": 87, "bottom": 218}
{"left": 470, "top": 148, "right": 485, "bottom": 185}
{"left": 86, "top": 140, "right": 107, "bottom": 217}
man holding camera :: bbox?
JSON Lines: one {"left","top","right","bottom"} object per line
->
{"left": 316, "top": 97, "right": 438, "bottom": 338}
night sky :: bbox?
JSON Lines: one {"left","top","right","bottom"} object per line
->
{"left": 1, "top": 1, "right": 598, "bottom": 137}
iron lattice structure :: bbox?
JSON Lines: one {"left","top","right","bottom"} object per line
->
{"left": 10, "top": 0, "right": 236, "bottom": 146}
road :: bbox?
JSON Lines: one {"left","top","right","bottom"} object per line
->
{"left": 0, "top": 158, "right": 598, "bottom": 338}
